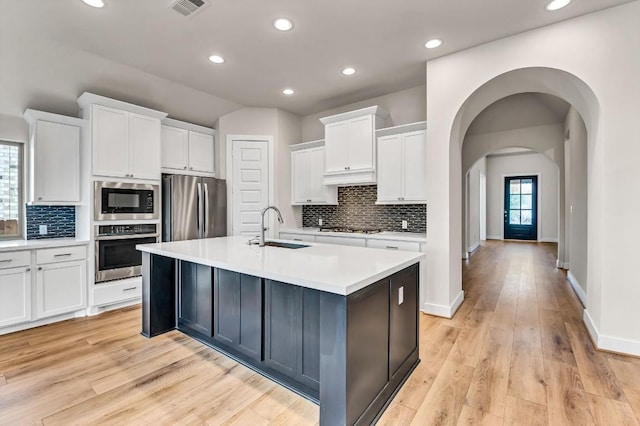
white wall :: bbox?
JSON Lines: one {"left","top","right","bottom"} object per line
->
{"left": 216, "top": 107, "right": 302, "bottom": 235}
{"left": 466, "top": 158, "right": 485, "bottom": 253}
{"left": 425, "top": 2, "right": 640, "bottom": 354}
{"left": 565, "top": 107, "right": 588, "bottom": 294}
{"left": 301, "top": 85, "right": 426, "bottom": 141}
{"left": 0, "top": 115, "right": 28, "bottom": 143}
{"left": 486, "top": 152, "right": 559, "bottom": 242}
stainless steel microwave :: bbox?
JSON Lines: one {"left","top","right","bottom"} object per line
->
{"left": 94, "top": 181, "right": 159, "bottom": 221}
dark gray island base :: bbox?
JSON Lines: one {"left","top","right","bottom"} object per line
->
{"left": 141, "top": 252, "right": 419, "bottom": 426}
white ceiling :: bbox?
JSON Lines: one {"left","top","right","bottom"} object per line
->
{"left": 3, "top": 0, "right": 636, "bottom": 117}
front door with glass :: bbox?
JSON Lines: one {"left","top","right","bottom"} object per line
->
{"left": 504, "top": 176, "right": 537, "bottom": 240}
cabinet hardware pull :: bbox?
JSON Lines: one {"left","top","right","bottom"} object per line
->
{"left": 386, "top": 246, "right": 399, "bottom": 250}
{"left": 183, "top": 166, "right": 187, "bottom": 169}
{"left": 123, "top": 287, "right": 137, "bottom": 292}
{"left": 189, "top": 167, "right": 193, "bottom": 170}
{"left": 38, "top": 197, "right": 43, "bottom": 200}
{"left": 294, "top": 239, "right": 302, "bottom": 241}
{"left": 38, "top": 267, "right": 43, "bottom": 271}
{"left": 25, "top": 268, "right": 30, "bottom": 272}
{"left": 0, "top": 259, "right": 12, "bottom": 263}
{"left": 54, "top": 253, "right": 72, "bottom": 257}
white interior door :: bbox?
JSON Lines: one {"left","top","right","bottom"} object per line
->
{"left": 232, "top": 140, "right": 269, "bottom": 237}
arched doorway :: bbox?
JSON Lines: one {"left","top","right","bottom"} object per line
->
{"left": 423, "top": 67, "right": 599, "bottom": 320}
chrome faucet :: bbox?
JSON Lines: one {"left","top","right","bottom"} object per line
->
{"left": 259, "top": 205, "right": 284, "bottom": 247}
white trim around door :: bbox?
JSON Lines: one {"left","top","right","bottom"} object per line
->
{"left": 225, "top": 135, "right": 275, "bottom": 238}
{"left": 501, "top": 172, "right": 542, "bottom": 241}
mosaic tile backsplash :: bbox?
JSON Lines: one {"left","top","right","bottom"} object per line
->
{"left": 26, "top": 205, "right": 76, "bottom": 239}
{"left": 302, "top": 185, "right": 426, "bottom": 233}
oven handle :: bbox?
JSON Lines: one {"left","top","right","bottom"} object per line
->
{"left": 95, "top": 233, "right": 160, "bottom": 241}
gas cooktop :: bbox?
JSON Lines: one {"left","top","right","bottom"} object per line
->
{"left": 318, "top": 226, "right": 381, "bottom": 234}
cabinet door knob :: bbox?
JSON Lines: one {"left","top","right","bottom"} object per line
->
{"left": 38, "top": 267, "right": 42, "bottom": 271}
{"left": 25, "top": 267, "right": 30, "bottom": 272}
{"left": 130, "top": 174, "right": 133, "bottom": 178}
{"left": 183, "top": 166, "right": 187, "bottom": 170}
{"left": 189, "top": 167, "right": 193, "bottom": 170}
{"left": 38, "top": 197, "right": 42, "bottom": 200}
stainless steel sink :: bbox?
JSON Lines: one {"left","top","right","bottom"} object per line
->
{"left": 263, "top": 241, "right": 309, "bottom": 249}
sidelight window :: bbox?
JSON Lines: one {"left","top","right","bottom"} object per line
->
{"left": 0, "top": 141, "right": 23, "bottom": 239}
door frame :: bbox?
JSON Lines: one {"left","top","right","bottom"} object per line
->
{"left": 501, "top": 172, "right": 542, "bottom": 241}
{"left": 225, "top": 135, "right": 275, "bottom": 237}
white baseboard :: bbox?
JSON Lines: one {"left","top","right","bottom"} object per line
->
{"left": 422, "top": 291, "right": 464, "bottom": 318}
{"left": 567, "top": 270, "right": 587, "bottom": 307}
{"left": 486, "top": 235, "right": 502, "bottom": 240}
{"left": 87, "top": 298, "right": 141, "bottom": 316}
{"left": 467, "top": 241, "right": 480, "bottom": 254}
{"left": 539, "top": 237, "right": 559, "bottom": 243}
{"left": 0, "top": 309, "right": 87, "bottom": 336}
{"left": 583, "top": 309, "right": 640, "bottom": 357}
{"left": 556, "top": 259, "right": 570, "bottom": 269}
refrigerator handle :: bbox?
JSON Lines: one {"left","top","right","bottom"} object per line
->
{"left": 197, "top": 182, "right": 203, "bottom": 239}
{"left": 203, "top": 183, "right": 209, "bottom": 238}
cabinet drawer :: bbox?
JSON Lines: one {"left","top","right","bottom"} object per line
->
{"left": 36, "top": 245, "right": 87, "bottom": 265}
{"left": 93, "top": 279, "right": 141, "bottom": 306}
{"left": 315, "top": 235, "right": 366, "bottom": 247}
{"left": 279, "top": 233, "right": 316, "bottom": 242}
{"left": 366, "top": 239, "right": 420, "bottom": 252}
{"left": 0, "top": 251, "right": 30, "bottom": 269}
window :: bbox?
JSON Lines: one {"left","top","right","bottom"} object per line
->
{"left": 0, "top": 141, "right": 23, "bottom": 239}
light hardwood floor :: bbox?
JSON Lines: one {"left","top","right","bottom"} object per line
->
{"left": 1, "top": 241, "right": 640, "bottom": 425}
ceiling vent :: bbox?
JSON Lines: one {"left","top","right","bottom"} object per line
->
{"left": 169, "top": 0, "right": 208, "bottom": 18}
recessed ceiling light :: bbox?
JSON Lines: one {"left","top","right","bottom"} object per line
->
{"left": 545, "top": 0, "right": 571, "bottom": 10}
{"left": 274, "top": 18, "right": 294, "bottom": 31}
{"left": 424, "top": 39, "right": 443, "bottom": 49}
{"left": 82, "top": 0, "right": 105, "bottom": 7}
{"left": 341, "top": 67, "right": 357, "bottom": 76}
{"left": 282, "top": 88, "right": 294, "bottom": 95}
{"left": 208, "top": 55, "right": 225, "bottom": 64}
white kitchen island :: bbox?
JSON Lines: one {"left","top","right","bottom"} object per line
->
{"left": 137, "top": 236, "right": 424, "bottom": 426}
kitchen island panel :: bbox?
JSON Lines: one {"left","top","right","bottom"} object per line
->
{"left": 139, "top": 238, "right": 421, "bottom": 426}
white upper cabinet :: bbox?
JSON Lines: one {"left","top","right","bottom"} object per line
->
{"left": 78, "top": 93, "right": 167, "bottom": 181}
{"left": 290, "top": 142, "right": 337, "bottom": 205}
{"left": 161, "top": 119, "right": 215, "bottom": 176}
{"left": 23, "top": 110, "right": 83, "bottom": 205}
{"left": 129, "top": 113, "right": 162, "bottom": 180}
{"left": 376, "top": 122, "right": 427, "bottom": 204}
{"left": 92, "top": 105, "right": 130, "bottom": 178}
{"left": 320, "top": 106, "right": 388, "bottom": 185}
{"left": 324, "top": 121, "right": 349, "bottom": 173}
{"left": 160, "top": 125, "right": 189, "bottom": 171}
{"left": 187, "top": 131, "right": 215, "bottom": 174}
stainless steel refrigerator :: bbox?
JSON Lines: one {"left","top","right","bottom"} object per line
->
{"left": 162, "top": 174, "right": 227, "bottom": 242}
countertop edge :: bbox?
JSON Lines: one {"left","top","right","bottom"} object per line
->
{"left": 279, "top": 228, "right": 427, "bottom": 243}
{"left": 0, "top": 239, "right": 90, "bottom": 252}
{"left": 138, "top": 243, "right": 425, "bottom": 296}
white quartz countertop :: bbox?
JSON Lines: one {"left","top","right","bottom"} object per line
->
{"left": 280, "top": 227, "right": 427, "bottom": 243}
{"left": 0, "top": 238, "right": 89, "bottom": 253}
{"left": 137, "top": 236, "right": 424, "bottom": 296}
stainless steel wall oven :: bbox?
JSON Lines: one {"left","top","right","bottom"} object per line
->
{"left": 95, "top": 224, "right": 158, "bottom": 283}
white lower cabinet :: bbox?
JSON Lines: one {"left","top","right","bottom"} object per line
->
{"left": 0, "top": 266, "right": 32, "bottom": 328}
{"left": 36, "top": 260, "right": 86, "bottom": 319}
{"left": 315, "top": 235, "right": 367, "bottom": 247}
{"left": 93, "top": 278, "right": 142, "bottom": 306}
{"left": 279, "top": 232, "right": 316, "bottom": 242}
{"left": 0, "top": 244, "right": 88, "bottom": 333}
{"left": 366, "top": 239, "right": 421, "bottom": 252}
